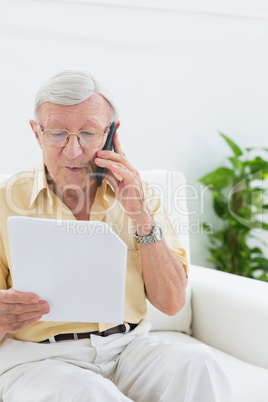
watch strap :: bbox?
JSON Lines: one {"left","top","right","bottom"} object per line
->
{"left": 133, "top": 223, "right": 162, "bottom": 244}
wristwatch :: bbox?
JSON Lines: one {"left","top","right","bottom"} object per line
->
{"left": 134, "top": 223, "right": 163, "bottom": 244}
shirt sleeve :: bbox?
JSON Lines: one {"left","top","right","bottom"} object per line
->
{"left": 142, "top": 180, "right": 189, "bottom": 277}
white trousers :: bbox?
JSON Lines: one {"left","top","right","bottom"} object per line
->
{"left": 0, "top": 320, "right": 231, "bottom": 402}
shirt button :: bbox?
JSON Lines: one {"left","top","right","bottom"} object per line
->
{"left": 133, "top": 252, "right": 138, "bottom": 259}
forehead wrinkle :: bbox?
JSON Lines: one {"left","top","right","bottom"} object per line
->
{"left": 38, "top": 95, "right": 111, "bottom": 128}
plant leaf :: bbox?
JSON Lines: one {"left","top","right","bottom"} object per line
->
{"left": 262, "top": 223, "right": 268, "bottom": 231}
{"left": 219, "top": 133, "right": 243, "bottom": 156}
{"left": 250, "top": 247, "right": 263, "bottom": 254}
{"left": 228, "top": 156, "right": 243, "bottom": 173}
{"left": 214, "top": 196, "right": 228, "bottom": 218}
{"left": 252, "top": 221, "right": 268, "bottom": 231}
{"left": 256, "top": 273, "right": 268, "bottom": 281}
{"left": 201, "top": 132, "right": 268, "bottom": 282}
{"left": 250, "top": 256, "right": 268, "bottom": 265}
{"left": 199, "top": 167, "right": 233, "bottom": 189}
{"left": 244, "top": 157, "right": 268, "bottom": 175}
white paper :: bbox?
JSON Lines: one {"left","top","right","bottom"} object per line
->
{"left": 7, "top": 217, "right": 127, "bottom": 323}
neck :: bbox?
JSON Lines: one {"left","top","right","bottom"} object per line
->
{"left": 47, "top": 176, "right": 98, "bottom": 220}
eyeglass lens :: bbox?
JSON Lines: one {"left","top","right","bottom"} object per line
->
{"left": 43, "top": 129, "right": 104, "bottom": 149}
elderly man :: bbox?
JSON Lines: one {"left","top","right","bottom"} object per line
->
{"left": 0, "top": 70, "right": 231, "bottom": 401}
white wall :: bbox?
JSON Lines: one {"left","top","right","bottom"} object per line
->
{"left": 1, "top": 0, "right": 268, "bottom": 266}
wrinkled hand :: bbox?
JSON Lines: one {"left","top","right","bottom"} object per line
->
{"left": 0, "top": 288, "right": 50, "bottom": 334}
{"left": 95, "top": 131, "right": 154, "bottom": 234}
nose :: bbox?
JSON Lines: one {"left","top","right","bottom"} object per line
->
{"left": 62, "top": 134, "right": 83, "bottom": 159}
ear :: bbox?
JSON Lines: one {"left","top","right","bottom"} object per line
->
{"left": 115, "top": 121, "right": 120, "bottom": 130}
{"left": 29, "top": 120, "right": 42, "bottom": 148}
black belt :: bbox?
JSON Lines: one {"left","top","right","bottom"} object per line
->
{"left": 40, "top": 323, "right": 138, "bottom": 343}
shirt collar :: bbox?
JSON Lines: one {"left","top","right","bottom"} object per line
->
{"left": 29, "top": 160, "right": 115, "bottom": 210}
{"left": 95, "top": 177, "right": 114, "bottom": 209}
{"left": 29, "top": 158, "right": 53, "bottom": 208}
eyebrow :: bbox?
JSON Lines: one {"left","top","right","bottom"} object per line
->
{"left": 46, "top": 118, "right": 101, "bottom": 129}
{"left": 81, "top": 119, "right": 103, "bottom": 129}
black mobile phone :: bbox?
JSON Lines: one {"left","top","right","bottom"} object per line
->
{"left": 96, "top": 122, "right": 117, "bottom": 187}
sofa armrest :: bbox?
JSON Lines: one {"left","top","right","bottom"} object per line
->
{"left": 190, "top": 264, "right": 268, "bottom": 369}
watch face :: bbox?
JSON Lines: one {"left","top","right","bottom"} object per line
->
{"left": 155, "top": 225, "right": 163, "bottom": 241}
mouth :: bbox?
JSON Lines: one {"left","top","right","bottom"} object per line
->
{"left": 66, "top": 167, "right": 83, "bottom": 173}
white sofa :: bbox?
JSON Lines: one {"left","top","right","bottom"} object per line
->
{"left": 1, "top": 170, "right": 268, "bottom": 401}
{"left": 140, "top": 170, "right": 268, "bottom": 402}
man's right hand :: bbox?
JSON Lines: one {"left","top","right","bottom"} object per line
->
{"left": 0, "top": 288, "right": 50, "bottom": 337}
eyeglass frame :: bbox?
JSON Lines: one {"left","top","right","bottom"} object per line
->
{"left": 38, "top": 123, "right": 111, "bottom": 149}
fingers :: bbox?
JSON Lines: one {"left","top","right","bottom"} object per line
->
{"left": 0, "top": 288, "right": 40, "bottom": 304}
{"left": 96, "top": 130, "right": 148, "bottom": 221}
{"left": 96, "top": 149, "right": 140, "bottom": 184}
{"left": 96, "top": 130, "right": 141, "bottom": 180}
{"left": 104, "top": 170, "right": 120, "bottom": 189}
{"left": 96, "top": 150, "right": 135, "bottom": 173}
{"left": 0, "top": 299, "right": 49, "bottom": 315}
{"left": 96, "top": 157, "right": 135, "bottom": 185}
{"left": 0, "top": 289, "right": 50, "bottom": 334}
{"left": 1, "top": 315, "right": 44, "bottom": 334}
{"left": 98, "top": 130, "right": 134, "bottom": 170}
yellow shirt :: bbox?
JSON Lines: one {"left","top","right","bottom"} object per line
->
{"left": 0, "top": 160, "right": 188, "bottom": 343}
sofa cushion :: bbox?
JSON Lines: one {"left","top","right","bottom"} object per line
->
{"left": 190, "top": 265, "right": 268, "bottom": 369}
{"left": 151, "top": 331, "right": 268, "bottom": 402}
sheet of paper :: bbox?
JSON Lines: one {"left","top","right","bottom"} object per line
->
{"left": 7, "top": 217, "right": 127, "bottom": 323}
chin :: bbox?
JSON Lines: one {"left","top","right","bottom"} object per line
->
{"left": 65, "top": 166, "right": 97, "bottom": 188}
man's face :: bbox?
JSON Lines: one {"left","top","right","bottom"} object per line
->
{"left": 32, "top": 94, "right": 111, "bottom": 191}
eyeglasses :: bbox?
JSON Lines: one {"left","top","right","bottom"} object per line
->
{"left": 40, "top": 124, "right": 110, "bottom": 149}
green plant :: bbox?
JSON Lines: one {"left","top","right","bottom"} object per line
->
{"left": 199, "top": 133, "right": 268, "bottom": 281}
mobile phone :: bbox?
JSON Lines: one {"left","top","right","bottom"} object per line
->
{"left": 96, "top": 122, "right": 117, "bottom": 187}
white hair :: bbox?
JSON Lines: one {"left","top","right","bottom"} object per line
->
{"left": 34, "top": 70, "right": 119, "bottom": 122}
